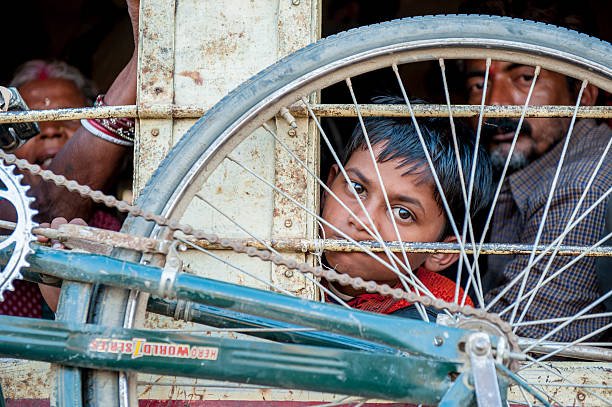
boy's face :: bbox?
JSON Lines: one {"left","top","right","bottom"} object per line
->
{"left": 321, "top": 144, "right": 452, "bottom": 289}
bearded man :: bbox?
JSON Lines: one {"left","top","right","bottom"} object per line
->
{"left": 461, "top": 0, "right": 612, "bottom": 341}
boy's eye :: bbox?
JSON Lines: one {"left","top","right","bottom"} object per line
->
{"left": 350, "top": 181, "right": 365, "bottom": 194}
{"left": 392, "top": 207, "right": 414, "bottom": 222}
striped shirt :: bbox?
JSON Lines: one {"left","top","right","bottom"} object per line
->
{"left": 484, "top": 119, "right": 612, "bottom": 342}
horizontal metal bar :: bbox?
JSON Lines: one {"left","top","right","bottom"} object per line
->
{"left": 187, "top": 238, "right": 612, "bottom": 257}
{"left": 7, "top": 217, "right": 607, "bottom": 258}
{"left": 0, "top": 221, "right": 169, "bottom": 255}
{"left": 0, "top": 104, "right": 206, "bottom": 123}
{"left": 1, "top": 104, "right": 610, "bottom": 124}
{"left": 290, "top": 104, "right": 612, "bottom": 119}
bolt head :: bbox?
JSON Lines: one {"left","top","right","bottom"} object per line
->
{"left": 292, "top": 0, "right": 300, "bottom": 5}
{"left": 284, "top": 219, "right": 293, "bottom": 228}
{"left": 288, "top": 128, "right": 297, "bottom": 137}
{"left": 433, "top": 336, "right": 444, "bottom": 346}
{"left": 284, "top": 269, "right": 294, "bottom": 278}
{"left": 472, "top": 336, "right": 489, "bottom": 355}
{"left": 151, "top": 128, "right": 160, "bottom": 137}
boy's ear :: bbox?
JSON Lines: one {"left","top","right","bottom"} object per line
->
{"left": 322, "top": 164, "right": 339, "bottom": 209}
{"left": 423, "top": 235, "right": 460, "bottom": 272}
{"left": 326, "top": 164, "right": 339, "bottom": 186}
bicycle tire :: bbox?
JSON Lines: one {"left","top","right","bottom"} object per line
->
{"left": 66, "top": 15, "right": 612, "bottom": 406}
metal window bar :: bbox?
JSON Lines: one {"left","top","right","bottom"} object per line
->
{"left": 1, "top": 104, "right": 611, "bottom": 124}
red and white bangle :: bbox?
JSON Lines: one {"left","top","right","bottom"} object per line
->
{"left": 81, "top": 118, "right": 134, "bottom": 146}
{"left": 81, "top": 94, "right": 135, "bottom": 146}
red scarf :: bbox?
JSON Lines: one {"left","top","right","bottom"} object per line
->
{"left": 329, "top": 267, "right": 473, "bottom": 314}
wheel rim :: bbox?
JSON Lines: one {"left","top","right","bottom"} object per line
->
{"left": 65, "top": 15, "right": 612, "bottom": 406}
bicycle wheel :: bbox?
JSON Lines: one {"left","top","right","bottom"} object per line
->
{"left": 64, "top": 15, "right": 612, "bottom": 406}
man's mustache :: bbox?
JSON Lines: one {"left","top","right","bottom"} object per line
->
{"left": 481, "top": 118, "right": 532, "bottom": 140}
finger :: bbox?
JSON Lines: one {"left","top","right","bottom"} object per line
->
{"left": 37, "top": 222, "right": 52, "bottom": 243}
{"left": 50, "top": 217, "right": 68, "bottom": 230}
{"left": 68, "top": 218, "right": 87, "bottom": 227}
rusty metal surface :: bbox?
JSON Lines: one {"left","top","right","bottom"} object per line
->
{"left": 269, "top": 116, "right": 319, "bottom": 297}
{"left": 184, "top": 237, "right": 612, "bottom": 257}
{"left": 136, "top": 374, "right": 367, "bottom": 403}
{"left": 52, "top": 224, "right": 171, "bottom": 255}
{"left": 0, "top": 360, "right": 51, "bottom": 400}
{"left": 2, "top": 104, "right": 611, "bottom": 124}
{"left": 290, "top": 103, "right": 612, "bottom": 118}
{"left": 507, "top": 362, "right": 612, "bottom": 406}
{"left": 270, "top": 0, "right": 319, "bottom": 298}
{"left": 134, "top": 0, "right": 177, "bottom": 195}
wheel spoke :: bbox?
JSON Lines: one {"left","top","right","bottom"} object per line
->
{"left": 439, "top": 57, "right": 487, "bottom": 306}
{"left": 345, "top": 77, "right": 430, "bottom": 320}
{"left": 522, "top": 296, "right": 612, "bottom": 354}
{"left": 509, "top": 81, "right": 588, "bottom": 328}
{"left": 178, "top": 237, "right": 295, "bottom": 296}
{"left": 514, "top": 133, "right": 612, "bottom": 324}
{"left": 480, "top": 66, "right": 541, "bottom": 312}
{"left": 513, "top": 311, "right": 612, "bottom": 327}
{"left": 195, "top": 193, "right": 352, "bottom": 308}
{"left": 393, "top": 63, "right": 482, "bottom": 308}
{"left": 498, "top": 228, "right": 612, "bottom": 319}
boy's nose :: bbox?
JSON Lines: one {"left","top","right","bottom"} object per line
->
{"left": 347, "top": 204, "right": 381, "bottom": 240}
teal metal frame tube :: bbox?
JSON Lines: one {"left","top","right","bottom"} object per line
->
{"left": 0, "top": 315, "right": 458, "bottom": 404}
{"left": 15, "top": 245, "right": 472, "bottom": 360}
{"left": 147, "top": 297, "right": 401, "bottom": 354}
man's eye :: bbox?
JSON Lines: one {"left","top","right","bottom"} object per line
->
{"left": 350, "top": 181, "right": 365, "bottom": 194}
{"left": 471, "top": 83, "right": 484, "bottom": 91}
{"left": 392, "top": 207, "right": 414, "bottom": 222}
{"left": 519, "top": 74, "right": 535, "bottom": 83}
{"left": 467, "top": 79, "right": 484, "bottom": 93}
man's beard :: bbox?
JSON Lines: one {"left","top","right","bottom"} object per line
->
{"left": 489, "top": 148, "right": 530, "bottom": 173}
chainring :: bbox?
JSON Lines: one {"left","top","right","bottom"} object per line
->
{"left": 0, "top": 162, "right": 37, "bottom": 301}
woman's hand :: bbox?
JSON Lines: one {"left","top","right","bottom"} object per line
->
{"left": 37, "top": 217, "right": 87, "bottom": 312}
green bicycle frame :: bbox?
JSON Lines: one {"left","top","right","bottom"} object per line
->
{"left": 0, "top": 245, "right": 493, "bottom": 405}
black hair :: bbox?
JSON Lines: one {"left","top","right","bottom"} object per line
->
{"left": 341, "top": 96, "right": 494, "bottom": 238}
{"left": 458, "top": 0, "right": 598, "bottom": 37}
{"left": 458, "top": 0, "right": 599, "bottom": 97}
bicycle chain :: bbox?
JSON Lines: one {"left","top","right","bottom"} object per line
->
{"left": 0, "top": 150, "right": 521, "bottom": 357}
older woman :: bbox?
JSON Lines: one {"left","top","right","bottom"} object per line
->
{"left": 11, "top": 61, "right": 97, "bottom": 183}
{"left": 0, "top": 0, "right": 139, "bottom": 317}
